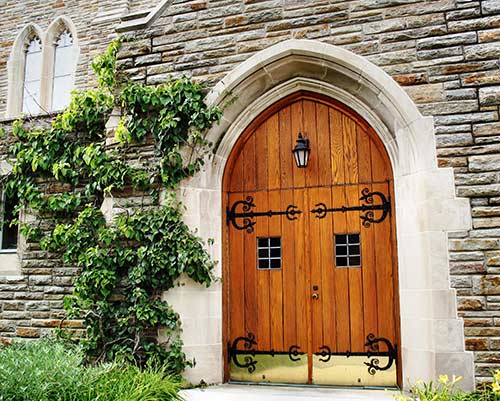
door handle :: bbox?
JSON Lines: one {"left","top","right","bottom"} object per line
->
{"left": 312, "top": 293, "right": 319, "bottom": 300}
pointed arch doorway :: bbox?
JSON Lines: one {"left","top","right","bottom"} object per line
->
{"left": 223, "top": 91, "right": 401, "bottom": 387}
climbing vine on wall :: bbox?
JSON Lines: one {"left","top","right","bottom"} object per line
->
{"left": 3, "top": 38, "right": 221, "bottom": 374}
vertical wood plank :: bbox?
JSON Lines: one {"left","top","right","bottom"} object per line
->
{"left": 269, "top": 189, "right": 284, "bottom": 351}
{"left": 279, "top": 106, "right": 294, "bottom": 190}
{"left": 229, "top": 151, "right": 245, "bottom": 192}
{"left": 281, "top": 189, "right": 297, "bottom": 349}
{"left": 371, "top": 139, "right": 395, "bottom": 343}
{"left": 343, "top": 114, "right": 358, "bottom": 184}
{"left": 330, "top": 108, "right": 345, "bottom": 185}
{"left": 243, "top": 133, "right": 256, "bottom": 192}
{"left": 309, "top": 186, "right": 323, "bottom": 355}
{"left": 255, "top": 124, "right": 268, "bottom": 191}
{"left": 332, "top": 185, "right": 350, "bottom": 353}
{"left": 291, "top": 101, "right": 305, "bottom": 188}
{"left": 293, "top": 187, "right": 310, "bottom": 374}
{"left": 316, "top": 103, "right": 332, "bottom": 187}
{"left": 267, "top": 114, "right": 281, "bottom": 191}
{"left": 357, "top": 127, "right": 378, "bottom": 342}
{"left": 345, "top": 184, "right": 364, "bottom": 352}
{"left": 228, "top": 192, "right": 245, "bottom": 341}
{"left": 304, "top": 100, "right": 318, "bottom": 188}
{"left": 317, "top": 186, "right": 336, "bottom": 351}
{"left": 254, "top": 190, "right": 271, "bottom": 351}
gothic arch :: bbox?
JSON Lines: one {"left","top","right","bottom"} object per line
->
{"left": 42, "top": 16, "right": 80, "bottom": 111}
{"left": 6, "top": 23, "right": 44, "bottom": 117}
{"left": 169, "top": 39, "right": 475, "bottom": 388}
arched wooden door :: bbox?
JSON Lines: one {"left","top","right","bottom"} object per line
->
{"left": 223, "top": 92, "right": 400, "bottom": 387}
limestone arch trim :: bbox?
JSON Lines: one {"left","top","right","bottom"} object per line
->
{"left": 42, "top": 16, "right": 80, "bottom": 112}
{"left": 6, "top": 17, "right": 80, "bottom": 118}
{"left": 195, "top": 39, "right": 474, "bottom": 389}
{"left": 6, "top": 23, "right": 44, "bottom": 117}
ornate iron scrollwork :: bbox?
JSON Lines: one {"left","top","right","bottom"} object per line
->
{"left": 228, "top": 334, "right": 305, "bottom": 373}
{"left": 310, "top": 187, "right": 391, "bottom": 227}
{"left": 314, "top": 334, "right": 397, "bottom": 376}
{"left": 227, "top": 196, "right": 302, "bottom": 233}
{"left": 288, "top": 345, "right": 303, "bottom": 362}
{"left": 228, "top": 332, "right": 258, "bottom": 373}
{"left": 364, "top": 333, "right": 397, "bottom": 375}
{"left": 315, "top": 345, "right": 332, "bottom": 363}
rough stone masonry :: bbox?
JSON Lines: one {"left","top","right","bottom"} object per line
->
{"left": 1, "top": 0, "right": 500, "bottom": 384}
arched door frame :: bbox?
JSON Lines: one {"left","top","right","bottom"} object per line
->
{"left": 170, "top": 39, "right": 474, "bottom": 389}
{"left": 202, "top": 40, "right": 473, "bottom": 387}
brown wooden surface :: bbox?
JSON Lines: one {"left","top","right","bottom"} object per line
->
{"left": 222, "top": 91, "right": 400, "bottom": 385}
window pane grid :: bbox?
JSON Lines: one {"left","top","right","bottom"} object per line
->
{"left": 335, "top": 233, "right": 361, "bottom": 267}
{"left": 257, "top": 237, "right": 281, "bottom": 270}
{"left": 52, "top": 30, "right": 74, "bottom": 110}
{"left": 22, "top": 37, "right": 42, "bottom": 114}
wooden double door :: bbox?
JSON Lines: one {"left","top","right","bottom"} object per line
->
{"left": 223, "top": 92, "right": 400, "bottom": 387}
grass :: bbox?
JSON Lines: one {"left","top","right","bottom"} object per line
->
{"left": 0, "top": 338, "right": 184, "bottom": 401}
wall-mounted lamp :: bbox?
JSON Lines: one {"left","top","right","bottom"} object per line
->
{"left": 292, "top": 133, "right": 311, "bottom": 168}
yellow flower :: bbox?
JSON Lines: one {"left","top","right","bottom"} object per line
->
{"left": 494, "top": 369, "right": 500, "bottom": 382}
{"left": 451, "top": 375, "right": 463, "bottom": 384}
{"left": 491, "top": 381, "right": 500, "bottom": 393}
{"left": 438, "top": 374, "right": 449, "bottom": 384}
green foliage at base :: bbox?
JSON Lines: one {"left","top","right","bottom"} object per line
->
{"left": 3, "top": 37, "right": 221, "bottom": 373}
{"left": 393, "top": 374, "right": 500, "bottom": 401}
{"left": 0, "top": 339, "right": 183, "bottom": 401}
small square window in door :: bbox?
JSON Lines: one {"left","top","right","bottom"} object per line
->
{"left": 257, "top": 237, "right": 281, "bottom": 270}
{"left": 335, "top": 233, "right": 361, "bottom": 267}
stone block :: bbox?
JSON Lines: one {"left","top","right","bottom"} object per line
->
{"left": 2, "top": 301, "right": 24, "bottom": 311}
{"left": 16, "top": 327, "right": 39, "bottom": 338}
{"left": 449, "top": 16, "right": 500, "bottom": 33}
{"left": 482, "top": 0, "right": 500, "bottom": 14}
{"left": 479, "top": 87, "right": 500, "bottom": 106}
{"left": 436, "top": 133, "right": 473, "bottom": 147}
{"left": 478, "top": 28, "right": 500, "bottom": 43}
{"left": 480, "top": 276, "right": 500, "bottom": 294}
{"left": 417, "top": 32, "right": 476, "bottom": 49}
{"left": 464, "top": 43, "right": 500, "bottom": 61}
{"left": 458, "top": 296, "right": 486, "bottom": 311}
{"left": 118, "top": 39, "right": 152, "bottom": 59}
{"left": 469, "top": 155, "right": 500, "bottom": 171}
{"left": 473, "top": 218, "right": 500, "bottom": 229}
{"left": 473, "top": 122, "right": 500, "bottom": 137}
{"left": 404, "top": 83, "right": 444, "bottom": 103}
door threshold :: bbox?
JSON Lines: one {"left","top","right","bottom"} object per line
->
{"left": 228, "top": 380, "right": 398, "bottom": 391}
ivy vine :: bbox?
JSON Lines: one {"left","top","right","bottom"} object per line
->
{"left": 3, "top": 38, "right": 221, "bottom": 374}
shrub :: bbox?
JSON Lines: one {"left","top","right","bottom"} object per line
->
{"left": 0, "top": 338, "right": 183, "bottom": 401}
{"left": 393, "top": 373, "right": 500, "bottom": 401}
{"left": 0, "top": 338, "right": 91, "bottom": 401}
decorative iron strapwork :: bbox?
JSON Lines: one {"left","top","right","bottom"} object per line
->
{"left": 226, "top": 196, "right": 302, "bottom": 233}
{"left": 228, "top": 332, "right": 305, "bottom": 373}
{"left": 229, "top": 333, "right": 397, "bottom": 376}
{"left": 364, "top": 333, "right": 398, "bottom": 375}
{"left": 310, "top": 188, "right": 391, "bottom": 227}
{"left": 314, "top": 333, "right": 397, "bottom": 376}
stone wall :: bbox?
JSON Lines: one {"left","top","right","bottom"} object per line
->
{"left": 1, "top": 0, "right": 500, "bottom": 384}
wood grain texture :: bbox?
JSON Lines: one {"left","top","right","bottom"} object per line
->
{"left": 223, "top": 91, "right": 399, "bottom": 386}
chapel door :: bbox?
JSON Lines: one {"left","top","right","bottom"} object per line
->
{"left": 224, "top": 92, "right": 400, "bottom": 387}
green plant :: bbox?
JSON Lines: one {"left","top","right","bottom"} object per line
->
{"left": 4, "top": 37, "right": 221, "bottom": 374}
{"left": 393, "top": 373, "right": 500, "bottom": 401}
{"left": 0, "top": 338, "right": 184, "bottom": 401}
{"left": 0, "top": 338, "right": 92, "bottom": 401}
{"left": 91, "top": 360, "right": 184, "bottom": 401}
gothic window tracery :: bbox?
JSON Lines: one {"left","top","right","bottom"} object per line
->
{"left": 22, "top": 36, "right": 42, "bottom": 114}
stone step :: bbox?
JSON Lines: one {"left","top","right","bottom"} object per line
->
{"left": 180, "top": 384, "right": 395, "bottom": 401}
